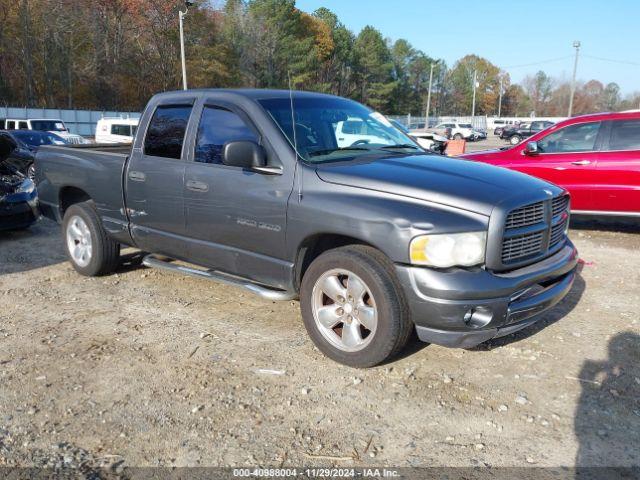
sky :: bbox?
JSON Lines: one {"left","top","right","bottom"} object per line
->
{"left": 295, "top": 0, "right": 640, "bottom": 95}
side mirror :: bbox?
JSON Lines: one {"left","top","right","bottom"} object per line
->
{"left": 223, "top": 141, "right": 265, "bottom": 169}
{"left": 222, "top": 141, "right": 282, "bottom": 175}
{"left": 524, "top": 141, "right": 539, "bottom": 156}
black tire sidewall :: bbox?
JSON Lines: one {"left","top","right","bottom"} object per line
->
{"left": 62, "top": 202, "right": 116, "bottom": 276}
{"left": 300, "top": 247, "right": 409, "bottom": 368}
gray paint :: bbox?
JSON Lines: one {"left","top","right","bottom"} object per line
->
{"left": 35, "top": 89, "right": 578, "bottom": 348}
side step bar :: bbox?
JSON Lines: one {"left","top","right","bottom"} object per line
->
{"left": 142, "top": 255, "right": 298, "bottom": 301}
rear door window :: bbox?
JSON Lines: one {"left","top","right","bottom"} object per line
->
{"left": 18, "top": 121, "right": 28, "bottom": 130}
{"left": 194, "top": 106, "right": 258, "bottom": 164}
{"left": 607, "top": 120, "right": 640, "bottom": 151}
{"left": 144, "top": 105, "right": 193, "bottom": 159}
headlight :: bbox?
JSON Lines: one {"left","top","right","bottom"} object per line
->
{"left": 410, "top": 232, "right": 487, "bottom": 268}
{"left": 16, "top": 178, "right": 35, "bottom": 194}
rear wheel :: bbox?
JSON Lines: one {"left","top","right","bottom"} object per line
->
{"left": 300, "top": 245, "right": 412, "bottom": 368}
{"left": 453, "top": 133, "right": 463, "bottom": 140}
{"left": 510, "top": 135, "right": 522, "bottom": 145}
{"left": 62, "top": 201, "right": 120, "bottom": 276}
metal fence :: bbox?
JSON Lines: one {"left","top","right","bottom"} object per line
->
{"left": 388, "top": 114, "right": 488, "bottom": 131}
{"left": 0, "top": 106, "right": 141, "bottom": 136}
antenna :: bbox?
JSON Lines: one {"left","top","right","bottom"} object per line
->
{"left": 288, "top": 71, "right": 303, "bottom": 201}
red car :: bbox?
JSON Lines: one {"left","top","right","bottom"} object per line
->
{"left": 461, "top": 112, "right": 640, "bottom": 215}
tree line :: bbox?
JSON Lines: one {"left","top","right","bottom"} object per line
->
{"left": 1, "top": 0, "right": 638, "bottom": 116}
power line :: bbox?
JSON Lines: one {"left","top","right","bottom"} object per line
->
{"left": 502, "top": 56, "right": 573, "bottom": 69}
{"left": 582, "top": 55, "right": 640, "bottom": 67}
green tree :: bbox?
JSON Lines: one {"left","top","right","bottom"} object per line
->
{"left": 353, "top": 26, "right": 395, "bottom": 111}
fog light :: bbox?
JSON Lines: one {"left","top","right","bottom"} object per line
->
{"left": 464, "top": 306, "right": 493, "bottom": 328}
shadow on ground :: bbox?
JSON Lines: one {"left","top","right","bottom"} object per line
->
{"left": 575, "top": 331, "right": 640, "bottom": 476}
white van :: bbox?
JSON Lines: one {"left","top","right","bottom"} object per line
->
{"left": 1, "top": 118, "right": 88, "bottom": 144}
{"left": 95, "top": 117, "right": 139, "bottom": 144}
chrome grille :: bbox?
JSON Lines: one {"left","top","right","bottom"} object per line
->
{"left": 505, "top": 202, "right": 545, "bottom": 229}
{"left": 500, "top": 194, "right": 570, "bottom": 267}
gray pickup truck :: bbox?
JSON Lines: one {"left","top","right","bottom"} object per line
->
{"left": 35, "top": 89, "right": 578, "bottom": 367}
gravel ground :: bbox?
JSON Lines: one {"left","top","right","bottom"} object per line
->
{"left": 0, "top": 218, "right": 638, "bottom": 472}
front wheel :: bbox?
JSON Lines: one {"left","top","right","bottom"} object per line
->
{"left": 62, "top": 201, "right": 120, "bottom": 276}
{"left": 510, "top": 135, "right": 522, "bottom": 145}
{"left": 300, "top": 245, "right": 412, "bottom": 367}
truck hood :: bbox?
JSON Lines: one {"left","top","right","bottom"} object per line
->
{"left": 315, "top": 154, "right": 555, "bottom": 216}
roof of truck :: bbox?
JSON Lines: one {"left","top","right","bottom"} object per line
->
{"left": 154, "top": 88, "right": 344, "bottom": 101}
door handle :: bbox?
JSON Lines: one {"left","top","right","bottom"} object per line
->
{"left": 571, "top": 160, "right": 591, "bottom": 166}
{"left": 128, "top": 170, "right": 146, "bottom": 182}
{"left": 186, "top": 180, "right": 209, "bottom": 192}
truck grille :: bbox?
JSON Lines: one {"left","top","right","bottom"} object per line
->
{"left": 501, "top": 194, "right": 570, "bottom": 266}
{"left": 505, "top": 202, "right": 545, "bottom": 229}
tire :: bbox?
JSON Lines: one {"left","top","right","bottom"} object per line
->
{"left": 27, "top": 163, "right": 35, "bottom": 181}
{"left": 510, "top": 135, "right": 522, "bottom": 145}
{"left": 453, "top": 133, "right": 463, "bottom": 140}
{"left": 62, "top": 201, "right": 120, "bottom": 276}
{"left": 300, "top": 245, "right": 413, "bottom": 368}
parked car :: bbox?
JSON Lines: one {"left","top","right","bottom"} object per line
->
{"left": 35, "top": 89, "right": 578, "bottom": 367}
{"left": 461, "top": 111, "right": 640, "bottom": 215}
{"left": 334, "top": 117, "right": 395, "bottom": 148}
{"left": 0, "top": 141, "right": 39, "bottom": 231}
{"left": 0, "top": 130, "right": 68, "bottom": 179}
{"left": 408, "top": 131, "right": 448, "bottom": 154}
{"left": 501, "top": 120, "right": 555, "bottom": 145}
{"left": 471, "top": 129, "right": 487, "bottom": 141}
{"left": 95, "top": 117, "right": 139, "bottom": 144}
{"left": 1, "top": 118, "right": 88, "bottom": 144}
{"left": 431, "top": 122, "right": 474, "bottom": 140}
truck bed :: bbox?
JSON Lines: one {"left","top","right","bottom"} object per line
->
{"left": 35, "top": 144, "right": 132, "bottom": 244}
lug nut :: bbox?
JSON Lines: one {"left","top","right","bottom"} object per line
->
{"left": 336, "top": 307, "right": 344, "bottom": 316}
{"left": 337, "top": 296, "right": 345, "bottom": 303}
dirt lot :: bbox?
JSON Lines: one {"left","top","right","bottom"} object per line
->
{"left": 0, "top": 218, "right": 638, "bottom": 471}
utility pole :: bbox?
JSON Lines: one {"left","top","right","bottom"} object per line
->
{"left": 471, "top": 70, "right": 478, "bottom": 117}
{"left": 425, "top": 62, "right": 436, "bottom": 126}
{"left": 568, "top": 41, "right": 581, "bottom": 117}
{"left": 179, "top": 1, "right": 194, "bottom": 90}
{"left": 498, "top": 76, "right": 504, "bottom": 118}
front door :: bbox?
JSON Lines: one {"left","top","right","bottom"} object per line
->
{"left": 509, "top": 121, "right": 603, "bottom": 211}
{"left": 125, "top": 102, "right": 195, "bottom": 259}
{"left": 183, "top": 101, "right": 293, "bottom": 288}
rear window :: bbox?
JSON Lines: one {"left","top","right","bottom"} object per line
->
{"left": 144, "top": 105, "right": 192, "bottom": 159}
{"left": 608, "top": 120, "right": 640, "bottom": 151}
{"left": 111, "top": 124, "right": 132, "bottom": 136}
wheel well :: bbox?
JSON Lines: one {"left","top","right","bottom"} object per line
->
{"left": 294, "top": 234, "right": 375, "bottom": 290}
{"left": 59, "top": 187, "right": 91, "bottom": 216}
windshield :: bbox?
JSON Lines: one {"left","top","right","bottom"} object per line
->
{"left": 12, "top": 130, "right": 68, "bottom": 147}
{"left": 258, "top": 96, "right": 421, "bottom": 163}
{"left": 30, "top": 120, "right": 68, "bottom": 132}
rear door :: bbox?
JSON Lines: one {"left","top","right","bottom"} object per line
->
{"left": 593, "top": 119, "right": 640, "bottom": 213}
{"left": 125, "top": 101, "right": 195, "bottom": 258}
{"left": 508, "top": 121, "right": 603, "bottom": 210}
{"left": 183, "top": 100, "right": 292, "bottom": 287}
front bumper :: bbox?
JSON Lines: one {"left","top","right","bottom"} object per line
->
{"left": 0, "top": 192, "right": 40, "bottom": 232}
{"left": 395, "top": 241, "right": 579, "bottom": 348}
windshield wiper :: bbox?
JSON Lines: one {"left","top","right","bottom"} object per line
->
{"left": 379, "top": 144, "right": 421, "bottom": 150}
{"left": 308, "top": 146, "right": 372, "bottom": 156}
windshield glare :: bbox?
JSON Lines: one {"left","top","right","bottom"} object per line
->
{"left": 258, "top": 96, "right": 420, "bottom": 163}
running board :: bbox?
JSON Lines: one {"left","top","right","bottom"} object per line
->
{"left": 142, "top": 255, "right": 298, "bottom": 301}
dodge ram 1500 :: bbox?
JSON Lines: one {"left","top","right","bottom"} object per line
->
{"left": 35, "top": 89, "right": 578, "bottom": 367}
